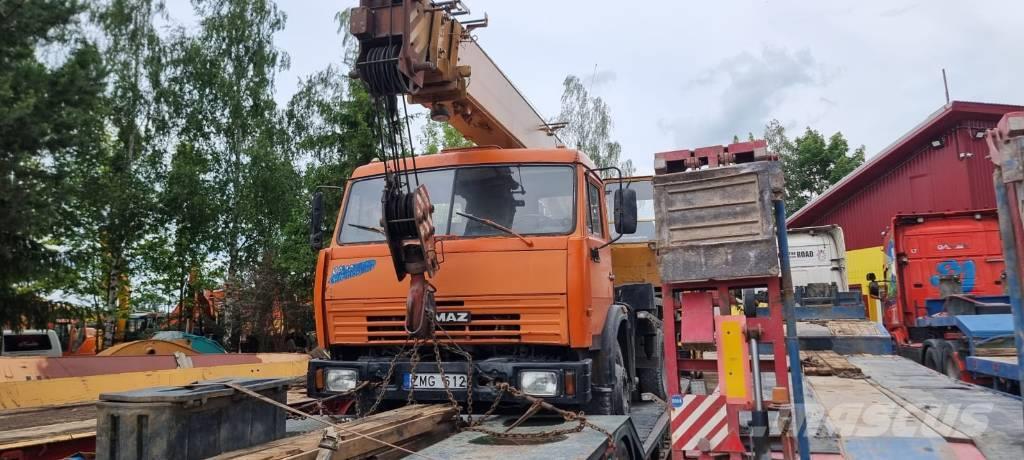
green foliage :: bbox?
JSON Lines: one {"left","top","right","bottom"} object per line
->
{"left": 150, "top": 140, "right": 219, "bottom": 302}
{"left": 0, "top": 0, "right": 389, "bottom": 348}
{"left": 53, "top": 0, "right": 169, "bottom": 323}
{"left": 555, "top": 75, "right": 633, "bottom": 176}
{"left": 765, "top": 119, "right": 866, "bottom": 214}
{"left": 420, "top": 120, "right": 473, "bottom": 154}
{"left": 0, "top": 0, "right": 106, "bottom": 327}
{"left": 156, "top": 0, "right": 299, "bottom": 348}
{"left": 278, "top": 14, "right": 379, "bottom": 298}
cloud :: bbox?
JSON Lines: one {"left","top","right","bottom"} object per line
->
{"left": 662, "top": 46, "right": 836, "bottom": 145}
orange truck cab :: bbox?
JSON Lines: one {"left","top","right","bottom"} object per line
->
{"left": 305, "top": 147, "right": 666, "bottom": 415}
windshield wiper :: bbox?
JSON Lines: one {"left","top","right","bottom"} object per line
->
{"left": 348, "top": 223, "right": 385, "bottom": 235}
{"left": 456, "top": 212, "right": 533, "bottom": 247}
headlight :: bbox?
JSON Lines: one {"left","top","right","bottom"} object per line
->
{"left": 519, "top": 370, "right": 558, "bottom": 396}
{"left": 325, "top": 368, "right": 358, "bottom": 392}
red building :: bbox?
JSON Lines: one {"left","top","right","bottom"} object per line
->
{"left": 787, "top": 101, "right": 1024, "bottom": 290}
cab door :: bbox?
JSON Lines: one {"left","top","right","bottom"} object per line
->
{"left": 585, "top": 175, "right": 614, "bottom": 333}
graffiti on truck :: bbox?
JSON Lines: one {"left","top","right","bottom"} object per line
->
{"left": 929, "top": 259, "right": 976, "bottom": 293}
{"left": 329, "top": 259, "right": 377, "bottom": 285}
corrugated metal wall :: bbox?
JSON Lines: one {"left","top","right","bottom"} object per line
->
{"left": 807, "top": 119, "right": 998, "bottom": 250}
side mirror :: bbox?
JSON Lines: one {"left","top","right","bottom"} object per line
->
{"left": 613, "top": 188, "right": 638, "bottom": 235}
{"left": 309, "top": 191, "right": 324, "bottom": 251}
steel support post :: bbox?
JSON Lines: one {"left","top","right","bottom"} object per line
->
{"left": 774, "top": 200, "right": 810, "bottom": 460}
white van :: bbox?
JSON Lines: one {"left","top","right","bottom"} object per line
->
{"left": 1, "top": 329, "right": 63, "bottom": 357}
{"left": 787, "top": 225, "right": 848, "bottom": 291}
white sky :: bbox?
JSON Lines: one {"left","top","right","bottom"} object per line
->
{"left": 166, "top": 0, "right": 1024, "bottom": 175}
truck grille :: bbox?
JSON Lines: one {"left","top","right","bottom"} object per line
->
{"left": 325, "top": 295, "right": 567, "bottom": 344}
{"left": 366, "top": 313, "right": 522, "bottom": 341}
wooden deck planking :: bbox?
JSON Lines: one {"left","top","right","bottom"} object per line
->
{"left": 214, "top": 403, "right": 457, "bottom": 460}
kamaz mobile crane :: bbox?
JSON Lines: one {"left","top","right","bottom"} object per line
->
{"left": 304, "top": 4, "right": 668, "bottom": 454}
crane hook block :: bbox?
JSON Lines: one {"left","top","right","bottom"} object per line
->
{"left": 350, "top": 0, "right": 471, "bottom": 99}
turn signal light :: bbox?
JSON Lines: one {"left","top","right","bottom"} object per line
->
{"left": 564, "top": 370, "right": 576, "bottom": 396}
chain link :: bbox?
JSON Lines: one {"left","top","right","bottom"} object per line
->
{"left": 459, "top": 381, "right": 616, "bottom": 453}
{"left": 406, "top": 339, "right": 423, "bottom": 405}
{"left": 431, "top": 335, "right": 464, "bottom": 421}
{"left": 314, "top": 326, "right": 616, "bottom": 457}
{"left": 362, "top": 339, "right": 411, "bottom": 417}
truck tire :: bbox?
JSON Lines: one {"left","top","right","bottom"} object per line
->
{"left": 587, "top": 339, "right": 631, "bottom": 416}
{"left": 610, "top": 344, "right": 631, "bottom": 415}
{"left": 613, "top": 435, "right": 633, "bottom": 460}
{"left": 637, "top": 329, "right": 667, "bottom": 400}
{"left": 938, "top": 340, "right": 962, "bottom": 381}
{"left": 922, "top": 339, "right": 943, "bottom": 372}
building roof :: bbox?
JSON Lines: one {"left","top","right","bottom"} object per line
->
{"left": 788, "top": 101, "right": 1024, "bottom": 227}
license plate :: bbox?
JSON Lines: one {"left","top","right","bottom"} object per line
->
{"left": 435, "top": 311, "right": 471, "bottom": 324}
{"left": 402, "top": 373, "right": 468, "bottom": 390}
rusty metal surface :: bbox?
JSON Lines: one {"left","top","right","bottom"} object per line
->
{"left": 654, "top": 161, "right": 784, "bottom": 282}
{"left": 655, "top": 140, "right": 773, "bottom": 174}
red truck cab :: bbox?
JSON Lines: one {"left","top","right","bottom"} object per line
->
{"left": 882, "top": 209, "right": 1006, "bottom": 345}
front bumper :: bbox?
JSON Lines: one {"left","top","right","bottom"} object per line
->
{"left": 307, "top": 358, "right": 592, "bottom": 406}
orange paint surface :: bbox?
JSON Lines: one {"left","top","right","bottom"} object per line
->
{"left": 314, "top": 148, "right": 611, "bottom": 351}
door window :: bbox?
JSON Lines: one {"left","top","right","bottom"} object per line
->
{"left": 586, "top": 181, "right": 603, "bottom": 237}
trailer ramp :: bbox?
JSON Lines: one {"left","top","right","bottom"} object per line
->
{"left": 805, "top": 355, "right": 1022, "bottom": 459}
{"left": 847, "top": 355, "right": 1022, "bottom": 459}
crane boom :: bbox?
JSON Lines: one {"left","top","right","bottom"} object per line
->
{"left": 415, "top": 40, "right": 560, "bottom": 149}
{"left": 350, "top": 0, "right": 560, "bottom": 150}
{"left": 346, "top": 0, "right": 564, "bottom": 339}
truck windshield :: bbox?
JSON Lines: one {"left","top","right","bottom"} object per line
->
{"left": 339, "top": 165, "right": 575, "bottom": 244}
{"left": 606, "top": 180, "right": 656, "bottom": 242}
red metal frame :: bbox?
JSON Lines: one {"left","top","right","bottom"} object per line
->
{"left": 655, "top": 140, "right": 771, "bottom": 174}
{"left": 663, "top": 277, "right": 789, "bottom": 391}
{"left": 663, "top": 276, "right": 789, "bottom": 459}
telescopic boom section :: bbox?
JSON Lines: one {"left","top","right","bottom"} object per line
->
{"left": 349, "top": 0, "right": 561, "bottom": 150}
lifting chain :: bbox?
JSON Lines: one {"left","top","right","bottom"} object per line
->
{"left": 360, "top": 338, "right": 412, "bottom": 417}
{"left": 406, "top": 339, "right": 423, "bottom": 405}
{"left": 461, "top": 380, "right": 615, "bottom": 455}
{"left": 312, "top": 324, "right": 616, "bottom": 456}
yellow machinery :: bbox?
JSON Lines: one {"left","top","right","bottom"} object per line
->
{"left": 605, "top": 176, "right": 660, "bottom": 287}
{"left": 0, "top": 353, "right": 309, "bottom": 409}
